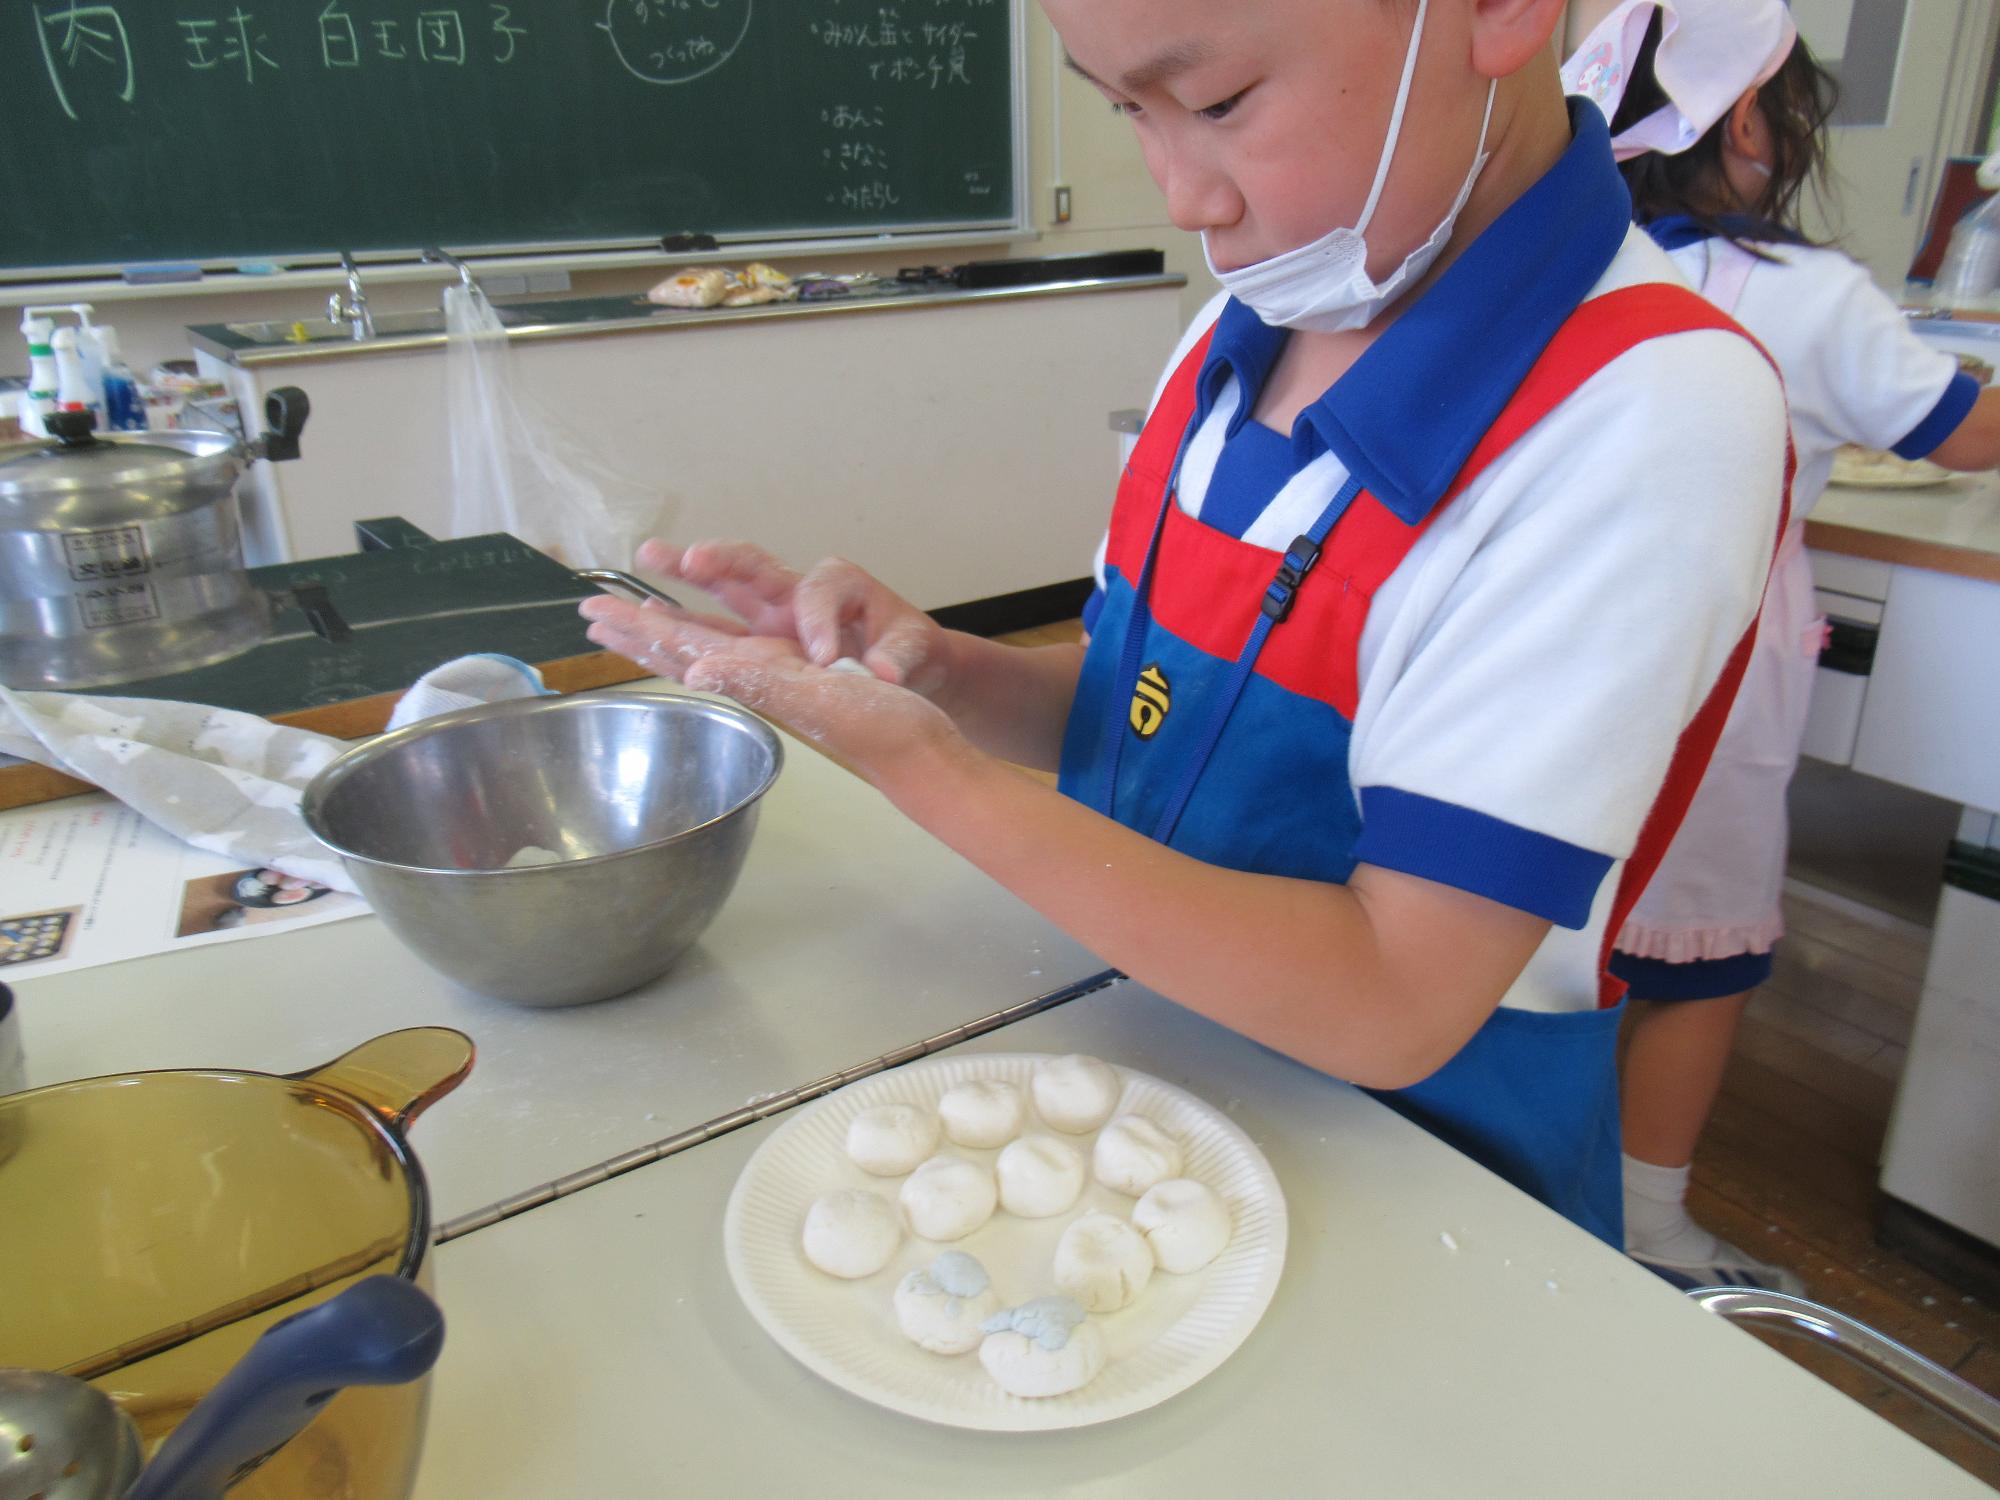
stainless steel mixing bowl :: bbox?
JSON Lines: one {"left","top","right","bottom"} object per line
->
{"left": 301, "top": 692, "right": 783, "bottom": 1006}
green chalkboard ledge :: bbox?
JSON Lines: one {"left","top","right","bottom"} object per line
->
{"left": 0, "top": 519, "right": 648, "bottom": 811}
{"left": 0, "top": 229, "right": 1040, "bottom": 311}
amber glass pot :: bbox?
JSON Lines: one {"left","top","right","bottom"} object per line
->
{"left": 0, "top": 1027, "right": 472, "bottom": 1500}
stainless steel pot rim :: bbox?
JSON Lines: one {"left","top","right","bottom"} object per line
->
{"left": 301, "top": 690, "right": 786, "bottom": 876}
{"left": 0, "top": 429, "right": 246, "bottom": 499}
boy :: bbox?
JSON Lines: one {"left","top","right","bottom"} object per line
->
{"left": 582, "top": 0, "right": 1788, "bottom": 1244}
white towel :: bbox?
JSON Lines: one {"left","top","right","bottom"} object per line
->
{"left": 0, "top": 654, "right": 557, "bottom": 892}
{"left": 0, "top": 687, "right": 355, "bottom": 890}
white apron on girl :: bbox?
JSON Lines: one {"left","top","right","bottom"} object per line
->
{"left": 1616, "top": 229, "right": 1979, "bottom": 965}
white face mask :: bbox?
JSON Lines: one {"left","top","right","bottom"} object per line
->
{"left": 1204, "top": 0, "right": 1498, "bottom": 333}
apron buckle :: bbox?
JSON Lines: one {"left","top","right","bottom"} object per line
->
{"left": 1260, "top": 535, "right": 1323, "bottom": 622}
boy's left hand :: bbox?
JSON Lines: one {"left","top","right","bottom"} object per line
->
{"left": 581, "top": 594, "right": 961, "bottom": 781}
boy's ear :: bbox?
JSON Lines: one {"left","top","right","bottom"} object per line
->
{"left": 1467, "top": 0, "right": 1569, "bottom": 78}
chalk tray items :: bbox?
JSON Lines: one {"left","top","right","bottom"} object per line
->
{"left": 0, "top": 391, "right": 310, "bottom": 691}
{"left": 648, "top": 263, "right": 800, "bottom": 309}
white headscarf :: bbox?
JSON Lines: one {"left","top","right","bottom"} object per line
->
{"left": 1561, "top": 0, "right": 1798, "bottom": 162}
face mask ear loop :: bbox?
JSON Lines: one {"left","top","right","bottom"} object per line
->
{"left": 1353, "top": 0, "right": 1433, "bottom": 236}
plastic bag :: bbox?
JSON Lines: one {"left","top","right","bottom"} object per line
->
{"left": 443, "top": 284, "right": 669, "bottom": 567}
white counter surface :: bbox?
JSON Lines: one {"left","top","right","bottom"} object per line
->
{"left": 1810, "top": 471, "right": 2000, "bottom": 580}
{"left": 7, "top": 710, "right": 1098, "bottom": 1228}
{"left": 413, "top": 987, "right": 1988, "bottom": 1499}
{"left": 9, "top": 676, "right": 1984, "bottom": 1492}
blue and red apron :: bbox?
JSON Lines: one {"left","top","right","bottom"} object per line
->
{"left": 1059, "top": 286, "right": 1792, "bottom": 1243}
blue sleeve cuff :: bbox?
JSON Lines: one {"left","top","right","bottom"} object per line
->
{"left": 1081, "top": 585, "right": 1107, "bottom": 634}
{"left": 1893, "top": 370, "right": 1981, "bottom": 460}
{"left": 1351, "top": 786, "right": 1613, "bottom": 929}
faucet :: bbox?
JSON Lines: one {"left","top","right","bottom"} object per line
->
{"left": 422, "top": 245, "right": 480, "bottom": 294}
{"left": 328, "top": 251, "right": 375, "bottom": 340}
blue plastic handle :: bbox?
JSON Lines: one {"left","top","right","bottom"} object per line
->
{"left": 125, "top": 1276, "right": 444, "bottom": 1500}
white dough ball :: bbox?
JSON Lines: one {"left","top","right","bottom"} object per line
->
{"left": 1132, "top": 1178, "right": 1233, "bottom": 1273}
{"left": 995, "top": 1133, "right": 1086, "bottom": 1218}
{"left": 1053, "top": 1210, "right": 1155, "bottom": 1312}
{"left": 978, "top": 1298, "right": 1108, "bottom": 1398}
{"left": 800, "top": 1189, "right": 901, "bottom": 1279}
{"left": 899, "top": 1154, "right": 998, "bottom": 1241}
{"left": 937, "top": 1078, "right": 1025, "bottom": 1149}
{"left": 894, "top": 1251, "right": 1002, "bottom": 1355}
{"left": 845, "top": 1103, "right": 940, "bottom": 1176}
{"left": 1092, "top": 1113, "right": 1185, "bottom": 1197}
{"left": 1031, "top": 1054, "right": 1122, "bottom": 1134}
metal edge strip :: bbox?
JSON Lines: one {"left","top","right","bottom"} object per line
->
{"left": 430, "top": 967, "right": 1125, "bottom": 1244}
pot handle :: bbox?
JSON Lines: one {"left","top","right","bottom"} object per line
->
{"left": 253, "top": 386, "right": 311, "bottom": 463}
{"left": 577, "top": 567, "right": 685, "bottom": 611}
{"left": 289, "top": 1027, "right": 474, "bottom": 1132}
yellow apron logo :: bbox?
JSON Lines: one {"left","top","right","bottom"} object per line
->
{"left": 1130, "top": 664, "right": 1170, "bottom": 739}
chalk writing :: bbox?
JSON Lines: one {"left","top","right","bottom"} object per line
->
{"left": 822, "top": 102, "right": 886, "bottom": 130}
{"left": 416, "top": 8, "right": 465, "bottom": 63}
{"left": 319, "top": 2, "right": 361, "bottom": 66}
{"left": 599, "top": 0, "right": 751, "bottom": 85}
{"left": 490, "top": 4, "right": 526, "bottom": 62}
{"left": 34, "top": 2, "right": 135, "bottom": 120}
{"left": 179, "top": 9, "right": 280, "bottom": 81}
{"left": 828, "top": 180, "right": 900, "bottom": 211}
{"left": 822, "top": 140, "right": 891, "bottom": 172}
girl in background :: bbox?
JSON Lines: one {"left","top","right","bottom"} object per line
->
{"left": 1565, "top": 0, "right": 2000, "bottom": 1292}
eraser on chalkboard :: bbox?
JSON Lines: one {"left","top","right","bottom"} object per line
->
{"left": 122, "top": 263, "right": 204, "bottom": 284}
{"left": 660, "top": 232, "right": 719, "bottom": 253}
{"left": 237, "top": 262, "right": 284, "bottom": 275}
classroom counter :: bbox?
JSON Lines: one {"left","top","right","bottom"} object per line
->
{"left": 186, "top": 273, "right": 1189, "bottom": 368}
{"left": 416, "top": 995, "right": 1991, "bottom": 1499}
{"left": 7, "top": 694, "right": 1990, "bottom": 1495}
{"left": 1808, "top": 470, "right": 2000, "bottom": 584}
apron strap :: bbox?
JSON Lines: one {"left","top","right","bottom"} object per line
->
{"left": 1148, "top": 477, "right": 1366, "bottom": 844}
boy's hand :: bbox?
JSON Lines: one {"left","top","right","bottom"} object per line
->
{"left": 629, "top": 539, "right": 954, "bottom": 700}
{"left": 580, "top": 588, "right": 962, "bottom": 782}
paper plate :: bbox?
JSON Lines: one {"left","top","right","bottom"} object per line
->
{"left": 723, "top": 1052, "right": 1288, "bottom": 1431}
{"left": 1828, "top": 450, "right": 1956, "bottom": 489}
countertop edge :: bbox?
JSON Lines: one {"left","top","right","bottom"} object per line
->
{"left": 192, "top": 273, "right": 1191, "bottom": 368}
{"left": 1805, "top": 517, "right": 2000, "bottom": 584}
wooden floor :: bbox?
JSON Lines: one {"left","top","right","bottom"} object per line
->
{"left": 996, "top": 619, "right": 2000, "bottom": 1487}
{"left": 1700, "top": 879, "right": 1999, "bottom": 1487}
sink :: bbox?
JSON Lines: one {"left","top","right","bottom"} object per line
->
{"left": 223, "top": 307, "right": 526, "bottom": 344}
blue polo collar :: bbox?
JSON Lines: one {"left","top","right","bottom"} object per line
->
{"left": 1193, "top": 98, "right": 1633, "bottom": 525}
{"left": 1644, "top": 212, "right": 1806, "bottom": 252}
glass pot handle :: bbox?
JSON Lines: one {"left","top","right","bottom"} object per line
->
{"left": 289, "top": 1027, "right": 474, "bottom": 1132}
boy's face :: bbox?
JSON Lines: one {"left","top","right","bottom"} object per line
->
{"left": 1046, "top": 0, "right": 1492, "bottom": 277}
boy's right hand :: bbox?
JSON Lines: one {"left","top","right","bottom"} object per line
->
{"left": 634, "top": 538, "right": 954, "bottom": 700}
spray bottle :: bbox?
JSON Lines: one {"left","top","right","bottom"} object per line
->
{"left": 93, "top": 325, "right": 144, "bottom": 430}
{"left": 19, "top": 314, "right": 57, "bottom": 439}
{"left": 51, "top": 327, "right": 99, "bottom": 419}
{"left": 70, "top": 305, "right": 106, "bottom": 412}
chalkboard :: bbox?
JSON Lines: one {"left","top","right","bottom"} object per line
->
{"left": 2, "top": 0, "right": 1020, "bottom": 275}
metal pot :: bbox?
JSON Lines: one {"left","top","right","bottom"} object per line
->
{"left": 0, "top": 391, "right": 309, "bottom": 690}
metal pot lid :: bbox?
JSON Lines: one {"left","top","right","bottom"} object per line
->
{"left": 0, "top": 413, "right": 241, "bottom": 501}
